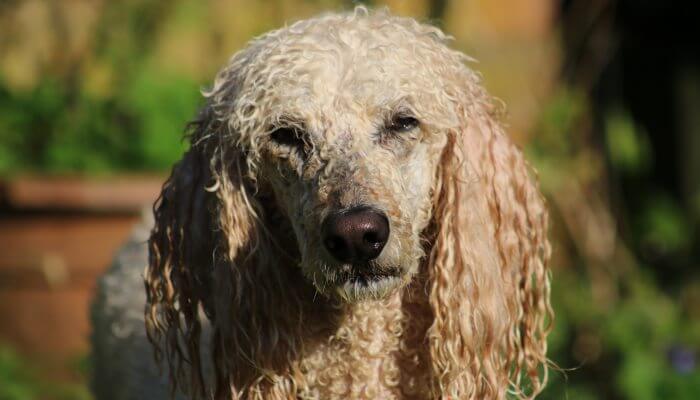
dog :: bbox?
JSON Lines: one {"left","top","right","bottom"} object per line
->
{"left": 91, "top": 7, "right": 552, "bottom": 400}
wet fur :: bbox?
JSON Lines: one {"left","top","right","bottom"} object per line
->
{"left": 144, "top": 7, "right": 552, "bottom": 399}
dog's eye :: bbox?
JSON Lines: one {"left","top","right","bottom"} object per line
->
{"left": 270, "top": 127, "right": 305, "bottom": 148}
{"left": 387, "top": 115, "right": 419, "bottom": 133}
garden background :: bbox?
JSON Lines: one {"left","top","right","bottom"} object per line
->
{"left": 1, "top": 0, "right": 699, "bottom": 399}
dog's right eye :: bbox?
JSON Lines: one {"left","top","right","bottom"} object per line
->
{"left": 269, "top": 127, "right": 305, "bottom": 148}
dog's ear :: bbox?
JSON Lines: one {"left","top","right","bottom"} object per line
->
{"left": 427, "top": 104, "right": 552, "bottom": 398}
{"left": 144, "top": 105, "right": 261, "bottom": 398}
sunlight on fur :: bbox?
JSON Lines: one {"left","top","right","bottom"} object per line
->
{"left": 144, "top": 6, "right": 552, "bottom": 399}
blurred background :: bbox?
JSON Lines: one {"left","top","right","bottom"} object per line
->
{"left": 0, "top": 0, "right": 698, "bottom": 398}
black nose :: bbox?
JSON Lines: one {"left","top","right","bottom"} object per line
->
{"left": 322, "top": 207, "right": 390, "bottom": 263}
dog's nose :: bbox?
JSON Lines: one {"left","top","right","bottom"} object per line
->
{"left": 322, "top": 207, "right": 390, "bottom": 263}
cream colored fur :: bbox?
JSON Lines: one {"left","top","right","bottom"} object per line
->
{"left": 144, "top": 7, "right": 552, "bottom": 399}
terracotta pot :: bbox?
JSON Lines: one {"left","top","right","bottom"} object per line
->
{"left": 0, "top": 175, "right": 163, "bottom": 378}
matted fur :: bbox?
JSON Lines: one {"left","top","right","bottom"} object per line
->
{"left": 145, "top": 7, "right": 552, "bottom": 399}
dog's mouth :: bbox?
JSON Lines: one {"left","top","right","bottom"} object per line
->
{"left": 332, "top": 265, "right": 403, "bottom": 301}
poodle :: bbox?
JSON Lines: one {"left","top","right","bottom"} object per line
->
{"left": 91, "top": 7, "right": 552, "bottom": 400}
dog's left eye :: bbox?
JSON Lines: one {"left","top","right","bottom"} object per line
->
{"left": 387, "top": 115, "right": 419, "bottom": 133}
{"left": 269, "top": 127, "right": 305, "bottom": 148}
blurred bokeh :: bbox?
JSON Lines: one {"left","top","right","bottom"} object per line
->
{"left": 0, "top": 0, "right": 698, "bottom": 398}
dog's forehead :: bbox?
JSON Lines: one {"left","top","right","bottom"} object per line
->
{"left": 251, "top": 19, "right": 452, "bottom": 121}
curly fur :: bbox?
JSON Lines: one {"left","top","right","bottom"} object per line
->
{"left": 142, "top": 7, "right": 552, "bottom": 399}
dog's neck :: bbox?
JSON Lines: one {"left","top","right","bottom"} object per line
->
{"left": 217, "top": 263, "right": 433, "bottom": 398}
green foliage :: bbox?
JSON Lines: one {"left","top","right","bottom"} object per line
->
{"left": 540, "top": 267, "right": 700, "bottom": 399}
{"left": 0, "top": 0, "right": 204, "bottom": 175}
{"left": 639, "top": 194, "right": 693, "bottom": 254}
{"left": 0, "top": 69, "right": 197, "bottom": 174}
{"left": 527, "top": 88, "right": 593, "bottom": 192}
{"left": 121, "top": 68, "right": 200, "bottom": 170}
{"left": 605, "top": 109, "right": 652, "bottom": 173}
{"left": 0, "top": 345, "right": 39, "bottom": 400}
{"left": 532, "top": 88, "right": 700, "bottom": 399}
{"left": 0, "top": 345, "right": 90, "bottom": 400}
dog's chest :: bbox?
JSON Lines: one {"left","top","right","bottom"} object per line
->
{"left": 296, "top": 293, "right": 433, "bottom": 399}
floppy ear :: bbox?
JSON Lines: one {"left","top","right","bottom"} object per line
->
{"left": 427, "top": 103, "right": 552, "bottom": 398}
{"left": 144, "top": 106, "right": 262, "bottom": 398}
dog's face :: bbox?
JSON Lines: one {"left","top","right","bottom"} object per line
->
{"left": 230, "top": 18, "right": 458, "bottom": 301}
{"left": 261, "top": 103, "right": 442, "bottom": 302}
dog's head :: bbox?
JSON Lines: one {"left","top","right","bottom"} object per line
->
{"left": 145, "top": 8, "right": 551, "bottom": 398}
{"left": 245, "top": 17, "right": 457, "bottom": 301}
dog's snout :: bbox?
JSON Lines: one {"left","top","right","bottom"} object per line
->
{"left": 322, "top": 207, "right": 389, "bottom": 263}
